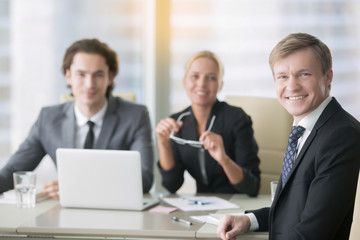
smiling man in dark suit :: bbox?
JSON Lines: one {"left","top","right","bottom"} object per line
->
{"left": 0, "top": 39, "right": 154, "bottom": 199}
{"left": 217, "top": 33, "right": 360, "bottom": 240}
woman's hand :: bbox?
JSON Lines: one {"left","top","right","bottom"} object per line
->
{"left": 156, "top": 118, "right": 183, "bottom": 170}
{"left": 200, "top": 131, "right": 244, "bottom": 184}
{"left": 200, "top": 131, "right": 229, "bottom": 167}
{"left": 155, "top": 118, "right": 183, "bottom": 145}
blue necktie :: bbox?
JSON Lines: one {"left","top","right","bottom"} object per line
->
{"left": 281, "top": 125, "right": 305, "bottom": 188}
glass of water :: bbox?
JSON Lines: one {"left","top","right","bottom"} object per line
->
{"left": 13, "top": 171, "right": 37, "bottom": 208}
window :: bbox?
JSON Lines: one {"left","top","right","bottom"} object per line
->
{"left": 0, "top": 0, "right": 9, "bottom": 167}
{"left": 169, "top": 0, "right": 360, "bottom": 120}
{"left": 8, "top": 0, "right": 145, "bottom": 161}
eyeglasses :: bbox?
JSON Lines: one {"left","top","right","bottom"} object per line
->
{"left": 169, "top": 111, "right": 216, "bottom": 148}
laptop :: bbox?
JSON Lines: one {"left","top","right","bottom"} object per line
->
{"left": 56, "top": 148, "right": 159, "bottom": 211}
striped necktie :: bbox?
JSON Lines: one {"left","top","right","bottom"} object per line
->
{"left": 281, "top": 125, "right": 305, "bottom": 188}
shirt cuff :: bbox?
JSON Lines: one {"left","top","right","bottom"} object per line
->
{"left": 245, "top": 213, "right": 259, "bottom": 231}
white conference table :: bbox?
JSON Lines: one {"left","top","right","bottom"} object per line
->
{"left": 0, "top": 193, "right": 270, "bottom": 240}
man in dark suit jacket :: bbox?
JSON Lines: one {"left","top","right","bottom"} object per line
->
{"left": 0, "top": 39, "right": 154, "bottom": 198}
{"left": 217, "top": 33, "right": 360, "bottom": 240}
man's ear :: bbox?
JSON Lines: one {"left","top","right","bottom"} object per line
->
{"left": 108, "top": 72, "right": 115, "bottom": 86}
{"left": 326, "top": 69, "right": 333, "bottom": 83}
{"left": 325, "top": 69, "right": 333, "bottom": 90}
{"left": 65, "top": 69, "right": 72, "bottom": 86}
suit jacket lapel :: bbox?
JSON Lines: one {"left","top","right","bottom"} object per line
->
{"left": 95, "top": 96, "right": 118, "bottom": 149}
{"left": 280, "top": 98, "right": 341, "bottom": 191}
{"left": 61, "top": 102, "right": 76, "bottom": 148}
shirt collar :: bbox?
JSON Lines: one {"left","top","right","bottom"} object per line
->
{"left": 296, "top": 96, "right": 332, "bottom": 131}
{"left": 74, "top": 100, "right": 108, "bottom": 127}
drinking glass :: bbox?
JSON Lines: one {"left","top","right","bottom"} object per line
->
{"left": 13, "top": 171, "right": 37, "bottom": 208}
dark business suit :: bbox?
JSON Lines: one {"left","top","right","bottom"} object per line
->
{"left": 159, "top": 100, "right": 261, "bottom": 196}
{"left": 251, "top": 98, "right": 360, "bottom": 240}
{"left": 0, "top": 96, "right": 154, "bottom": 193}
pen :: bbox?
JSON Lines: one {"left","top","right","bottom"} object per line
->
{"left": 188, "top": 200, "right": 204, "bottom": 205}
{"left": 172, "top": 216, "right": 193, "bottom": 225}
{"left": 187, "top": 199, "right": 212, "bottom": 205}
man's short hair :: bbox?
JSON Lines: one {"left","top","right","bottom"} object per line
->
{"left": 62, "top": 38, "right": 119, "bottom": 97}
{"left": 269, "top": 33, "right": 332, "bottom": 75}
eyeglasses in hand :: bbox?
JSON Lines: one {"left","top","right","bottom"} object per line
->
{"left": 169, "top": 111, "right": 216, "bottom": 148}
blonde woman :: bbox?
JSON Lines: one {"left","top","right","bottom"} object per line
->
{"left": 156, "top": 50, "right": 260, "bottom": 196}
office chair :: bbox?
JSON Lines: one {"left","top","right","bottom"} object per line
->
{"left": 225, "top": 96, "right": 293, "bottom": 194}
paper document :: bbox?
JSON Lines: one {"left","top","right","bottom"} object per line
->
{"left": 191, "top": 211, "right": 245, "bottom": 225}
{"left": 162, "top": 196, "right": 239, "bottom": 211}
{"left": 191, "top": 215, "right": 220, "bottom": 225}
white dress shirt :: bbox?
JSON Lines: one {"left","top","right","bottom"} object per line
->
{"left": 295, "top": 96, "right": 332, "bottom": 158}
{"left": 74, "top": 100, "right": 108, "bottom": 148}
{"left": 246, "top": 96, "right": 332, "bottom": 231}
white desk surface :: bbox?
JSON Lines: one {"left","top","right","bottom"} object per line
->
{"left": 0, "top": 198, "right": 58, "bottom": 234}
{"left": 0, "top": 194, "right": 270, "bottom": 239}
